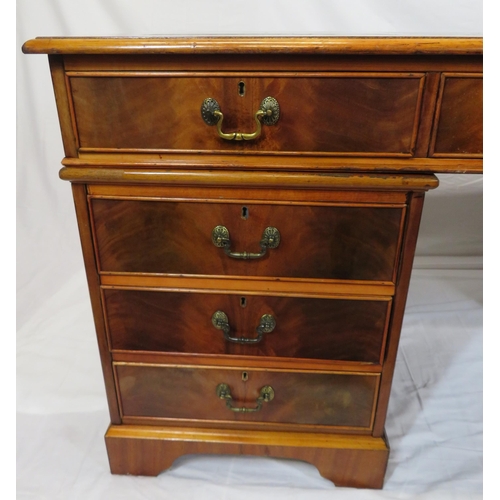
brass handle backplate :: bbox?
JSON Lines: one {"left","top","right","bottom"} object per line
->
{"left": 216, "top": 383, "right": 275, "bottom": 412}
{"left": 212, "top": 310, "right": 276, "bottom": 344}
{"left": 211, "top": 225, "right": 280, "bottom": 260}
{"left": 201, "top": 96, "right": 280, "bottom": 141}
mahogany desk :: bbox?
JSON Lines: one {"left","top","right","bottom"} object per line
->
{"left": 22, "top": 37, "right": 482, "bottom": 488}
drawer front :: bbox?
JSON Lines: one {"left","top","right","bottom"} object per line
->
{"left": 104, "top": 289, "right": 391, "bottom": 363}
{"left": 91, "top": 198, "right": 404, "bottom": 282}
{"left": 69, "top": 73, "right": 423, "bottom": 156}
{"left": 70, "top": 76, "right": 252, "bottom": 153}
{"left": 251, "top": 76, "right": 423, "bottom": 155}
{"left": 431, "top": 74, "right": 483, "bottom": 157}
{"left": 116, "top": 364, "right": 379, "bottom": 429}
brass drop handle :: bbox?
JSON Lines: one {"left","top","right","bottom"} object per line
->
{"left": 211, "top": 225, "right": 280, "bottom": 260}
{"left": 212, "top": 310, "right": 276, "bottom": 344}
{"left": 214, "top": 108, "right": 266, "bottom": 141}
{"left": 201, "top": 97, "right": 280, "bottom": 141}
{"left": 216, "top": 383, "right": 275, "bottom": 413}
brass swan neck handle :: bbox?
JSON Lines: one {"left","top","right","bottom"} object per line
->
{"left": 201, "top": 96, "right": 280, "bottom": 141}
{"left": 211, "top": 225, "right": 280, "bottom": 260}
{"left": 216, "top": 383, "right": 275, "bottom": 413}
{"left": 211, "top": 310, "right": 276, "bottom": 344}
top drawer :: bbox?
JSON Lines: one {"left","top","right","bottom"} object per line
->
{"left": 68, "top": 73, "right": 424, "bottom": 156}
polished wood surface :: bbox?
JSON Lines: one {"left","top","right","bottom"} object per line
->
{"left": 70, "top": 75, "right": 253, "bottom": 152}
{"left": 62, "top": 167, "right": 442, "bottom": 188}
{"left": 90, "top": 198, "right": 404, "bottom": 281}
{"left": 71, "top": 184, "right": 121, "bottom": 423}
{"left": 62, "top": 53, "right": 482, "bottom": 84}
{"left": 22, "top": 36, "right": 483, "bottom": 55}
{"left": 49, "top": 56, "right": 78, "bottom": 157}
{"left": 373, "top": 192, "right": 426, "bottom": 436}
{"left": 27, "top": 36, "right": 483, "bottom": 172}
{"left": 69, "top": 73, "right": 423, "bottom": 156}
{"left": 24, "top": 37, "right": 481, "bottom": 489}
{"left": 431, "top": 74, "right": 483, "bottom": 157}
{"left": 112, "top": 351, "right": 384, "bottom": 374}
{"left": 103, "top": 288, "right": 391, "bottom": 363}
{"left": 100, "top": 274, "right": 396, "bottom": 300}
{"left": 253, "top": 75, "right": 422, "bottom": 156}
{"left": 105, "top": 425, "right": 389, "bottom": 488}
{"left": 62, "top": 155, "right": 483, "bottom": 174}
{"left": 115, "top": 363, "right": 379, "bottom": 429}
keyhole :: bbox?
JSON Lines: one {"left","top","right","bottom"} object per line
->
{"left": 240, "top": 297, "right": 247, "bottom": 308}
{"left": 242, "top": 371, "right": 249, "bottom": 382}
{"left": 238, "top": 81, "right": 245, "bottom": 96}
{"left": 241, "top": 206, "right": 249, "bottom": 219}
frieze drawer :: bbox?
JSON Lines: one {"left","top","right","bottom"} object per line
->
{"left": 69, "top": 73, "right": 424, "bottom": 156}
{"left": 430, "top": 74, "right": 483, "bottom": 157}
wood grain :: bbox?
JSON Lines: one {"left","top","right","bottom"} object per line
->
{"left": 430, "top": 74, "right": 483, "bottom": 157}
{"left": 48, "top": 56, "right": 78, "bottom": 157}
{"left": 414, "top": 72, "right": 441, "bottom": 157}
{"left": 114, "top": 363, "right": 379, "bottom": 429}
{"left": 90, "top": 198, "right": 404, "bottom": 282}
{"left": 22, "top": 36, "right": 483, "bottom": 55}
{"left": 71, "top": 184, "right": 121, "bottom": 424}
{"left": 252, "top": 75, "right": 423, "bottom": 155}
{"left": 111, "top": 351, "right": 384, "bottom": 374}
{"left": 68, "top": 74, "right": 423, "bottom": 156}
{"left": 23, "top": 37, "right": 482, "bottom": 488}
{"left": 99, "top": 274, "right": 396, "bottom": 299}
{"left": 105, "top": 424, "right": 389, "bottom": 488}
{"left": 61, "top": 53, "right": 483, "bottom": 74}
{"left": 373, "top": 192, "right": 426, "bottom": 436}
{"left": 63, "top": 154, "right": 483, "bottom": 174}
{"left": 69, "top": 75, "right": 254, "bottom": 153}
{"left": 103, "top": 288, "right": 391, "bottom": 363}
{"left": 62, "top": 167, "right": 441, "bottom": 189}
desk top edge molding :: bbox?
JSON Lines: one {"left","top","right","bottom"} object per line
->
{"left": 22, "top": 36, "right": 483, "bottom": 55}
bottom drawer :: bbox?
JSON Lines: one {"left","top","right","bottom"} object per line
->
{"left": 116, "top": 363, "right": 379, "bottom": 430}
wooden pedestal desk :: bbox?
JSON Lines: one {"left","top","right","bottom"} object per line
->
{"left": 22, "top": 37, "right": 482, "bottom": 489}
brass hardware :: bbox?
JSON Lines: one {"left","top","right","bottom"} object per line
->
{"left": 242, "top": 371, "right": 249, "bottom": 382}
{"left": 211, "top": 225, "right": 280, "bottom": 260}
{"left": 213, "top": 108, "right": 265, "bottom": 141}
{"left": 216, "top": 383, "right": 274, "bottom": 412}
{"left": 259, "top": 96, "right": 280, "bottom": 125}
{"left": 200, "top": 97, "right": 221, "bottom": 126}
{"left": 201, "top": 97, "right": 280, "bottom": 141}
{"left": 212, "top": 310, "right": 276, "bottom": 344}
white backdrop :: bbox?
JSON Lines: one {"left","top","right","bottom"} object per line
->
{"left": 17, "top": 2, "right": 483, "bottom": 499}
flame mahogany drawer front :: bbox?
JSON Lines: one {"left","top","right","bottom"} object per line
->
{"left": 23, "top": 37, "right": 482, "bottom": 489}
{"left": 430, "top": 74, "right": 483, "bottom": 157}
{"left": 90, "top": 197, "right": 405, "bottom": 282}
{"left": 103, "top": 288, "right": 391, "bottom": 363}
{"left": 115, "top": 363, "right": 379, "bottom": 430}
{"left": 69, "top": 74, "right": 424, "bottom": 156}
